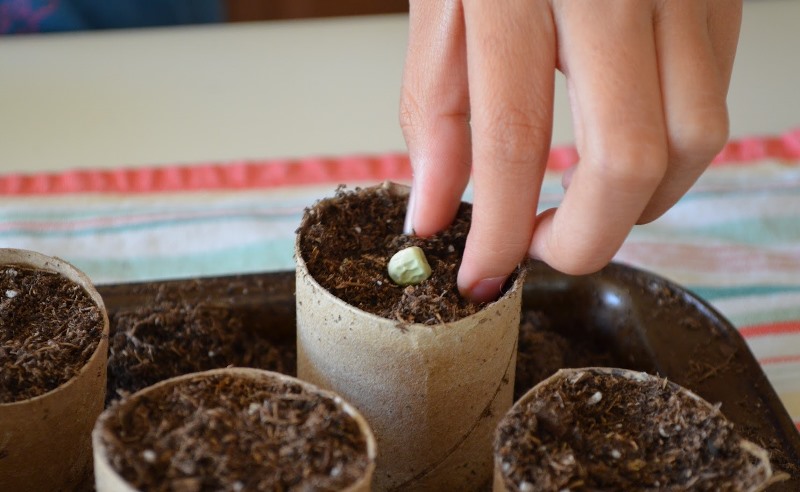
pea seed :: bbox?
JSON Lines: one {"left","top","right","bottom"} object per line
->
{"left": 387, "top": 246, "right": 432, "bottom": 286}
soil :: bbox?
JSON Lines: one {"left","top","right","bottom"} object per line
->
{"left": 100, "top": 373, "right": 370, "bottom": 492}
{"left": 495, "top": 369, "right": 771, "bottom": 492}
{"left": 0, "top": 265, "right": 103, "bottom": 403}
{"left": 107, "top": 290, "right": 296, "bottom": 405}
{"left": 515, "top": 311, "right": 617, "bottom": 400}
{"left": 108, "top": 296, "right": 621, "bottom": 421}
{"left": 298, "top": 185, "right": 516, "bottom": 324}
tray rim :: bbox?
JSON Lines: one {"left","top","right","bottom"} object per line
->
{"left": 96, "top": 260, "right": 800, "bottom": 486}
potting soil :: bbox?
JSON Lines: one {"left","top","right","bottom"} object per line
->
{"left": 0, "top": 266, "right": 103, "bottom": 402}
{"left": 100, "top": 373, "right": 370, "bottom": 491}
{"left": 496, "top": 371, "right": 768, "bottom": 491}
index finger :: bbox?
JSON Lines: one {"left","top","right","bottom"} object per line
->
{"left": 457, "top": 0, "right": 556, "bottom": 302}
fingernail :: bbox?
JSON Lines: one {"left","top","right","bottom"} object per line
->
{"left": 403, "top": 181, "right": 417, "bottom": 235}
{"left": 466, "top": 275, "right": 508, "bottom": 304}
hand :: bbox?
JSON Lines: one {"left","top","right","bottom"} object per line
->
{"left": 400, "top": 0, "right": 742, "bottom": 302}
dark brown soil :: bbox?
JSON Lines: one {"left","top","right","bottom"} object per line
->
{"left": 496, "top": 369, "right": 771, "bottom": 491}
{"left": 515, "top": 311, "right": 617, "bottom": 400}
{"left": 298, "top": 185, "right": 511, "bottom": 324}
{"left": 108, "top": 296, "right": 617, "bottom": 409}
{"left": 107, "top": 295, "right": 295, "bottom": 405}
{"left": 0, "top": 265, "right": 104, "bottom": 402}
{"left": 100, "top": 373, "right": 371, "bottom": 492}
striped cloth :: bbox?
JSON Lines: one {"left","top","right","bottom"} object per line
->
{"left": 2, "top": 129, "right": 799, "bottom": 431}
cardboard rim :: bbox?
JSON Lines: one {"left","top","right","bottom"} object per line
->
{"left": 92, "top": 367, "right": 378, "bottom": 492}
{"left": 0, "top": 248, "right": 109, "bottom": 407}
{"left": 294, "top": 181, "right": 526, "bottom": 328}
{"left": 494, "top": 367, "right": 776, "bottom": 492}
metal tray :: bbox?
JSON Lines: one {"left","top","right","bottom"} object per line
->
{"left": 97, "top": 262, "right": 799, "bottom": 489}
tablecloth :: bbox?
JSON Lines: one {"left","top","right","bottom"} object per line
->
{"left": 2, "top": 129, "right": 799, "bottom": 432}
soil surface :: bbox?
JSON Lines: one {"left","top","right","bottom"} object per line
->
{"left": 496, "top": 370, "right": 771, "bottom": 491}
{"left": 107, "top": 290, "right": 295, "bottom": 405}
{"left": 100, "top": 373, "right": 370, "bottom": 492}
{"left": 0, "top": 265, "right": 103, "bottom": 402}
{"left": 515, "top": 311, "right": 617, "bottom": 400}
{"left": 298, "top": 185, "right": 513, "bottom": 324}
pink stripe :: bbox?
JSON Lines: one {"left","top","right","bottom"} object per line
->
{"left": 740, "top": 321, "right": 800, "bottom": 339}
{"left": 0, "top": 154, "right": 412, "bottom": 196}
{"left": 758, "top": 354, "right": 800, "bottom": 366}
{"left": 1, "top": 130, "right": 798, "bottom": 196}
{"left": 713, "top": 129, "right": 800, "bottom": 164}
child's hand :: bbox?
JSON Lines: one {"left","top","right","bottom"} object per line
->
{"left": 401, "top": 0, "right": 742, "bottom": 302}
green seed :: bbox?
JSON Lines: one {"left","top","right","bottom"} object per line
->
{"left": 388, "top": 246, "right": 432, "bottom": 286}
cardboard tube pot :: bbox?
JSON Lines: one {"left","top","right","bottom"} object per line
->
{"left": 0, "top": 248, "right": 109, "bottom": 491}
{"left": 494, "top": 367, "right": 778, "bottom": 492}
{"left": 93, "top": 367, "right": 377, "bottom": 492}
{"left": 296, "top": 182, "right": 525, "bottom": 491}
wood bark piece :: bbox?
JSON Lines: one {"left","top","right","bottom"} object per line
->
{"left": 92, "top": 367, "right": 377, "bottom": 492}
{"left": 493, "top": 367, "right": 779, "bottom": 492}
{"left": 296, "top": 182, "right": 525, "bottom": 491}
{"left": 0, "top": 248, "right": 109, "bottom": 491}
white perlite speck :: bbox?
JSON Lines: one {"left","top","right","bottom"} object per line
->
{"left": 387, "top": 246, "right": 432, "bottom": 286}
{"left": 587, "top": 391, "right": 603, "bottom": 405}
{"left": 5, "top": 290, "right": 17, "bottom": 298}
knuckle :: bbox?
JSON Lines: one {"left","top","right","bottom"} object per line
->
{"left": 399, "top": 85, "right": 470, "bottom": 142}
{"left": 399, "top": 90, "right": 423, "bottom": 138}
{"left": 670, "top": 110, "right": 730, "bottom": 163}
{"left": 477, "top": 106, "right": 550, "bottom": 167}
{"left": 586, "top": 142, "right": 668, "bottom": 189}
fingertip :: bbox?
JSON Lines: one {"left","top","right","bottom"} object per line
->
{"left": 528, "top": 208, "right": 611, "bottom": 276}
{"left": 456, "top": 189, "right": 539, "bottom": 303}
{"left": 457, "top": 235, "right": 521, "bottom": 304}
{"left": 458, "top": 273, "right": 509, "bottom": 304}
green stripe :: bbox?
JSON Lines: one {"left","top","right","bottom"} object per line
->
{"left": 722, "top": 306, "right": 800, "bottom": 328}
{"left": 682, "top": 286, "right": 800, "bottom": 326}
{"left": 691, "top": 285, "right": 800, "bottom": 300}
{"left": 0, "top": 214, "right": 301, "bottom": 238}
{"left": 686, "top": 183, "right": 800, "bottom": 197}
{"left": 0, "top": 206, "right": 303, "bottom": 222}
{"left": 75, "top": 239, "right": 297, "bottom": 284}
{"left": 630, "top": 216, "right": 800, "bottom": 247}
{"left": 685, "top": 217, "right": 800, "bottom": 245}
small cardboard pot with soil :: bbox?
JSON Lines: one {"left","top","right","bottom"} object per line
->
{"left": 0, "top": 248, "right": 109, "bottom": 491}
{"left": 295, "top": 182, "right": 526, "bottom": 491}
{"left": 92, "top": 367, "right": 377, "bottom": 492}
{"left": 494, "top": 367, "right": 777, "bottom": 492}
